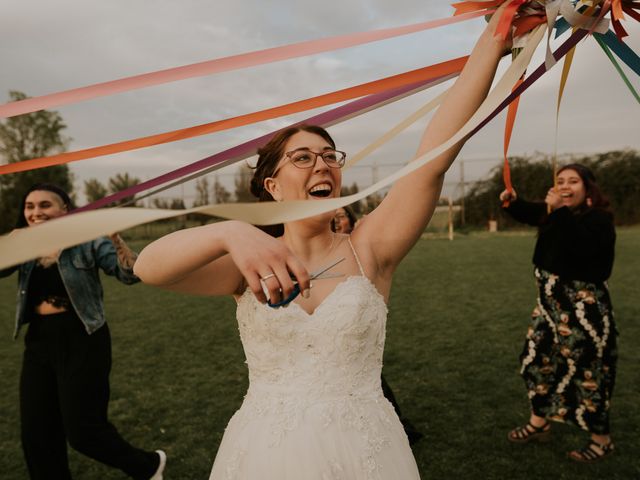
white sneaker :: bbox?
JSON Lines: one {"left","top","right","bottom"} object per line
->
{"left": 150, "top": 450, "right": 166, "bottom": 480}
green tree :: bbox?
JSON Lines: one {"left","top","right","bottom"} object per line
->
{"left": 234, "top": 164, "right": 255, "bottom": 203}
{"left": 213, "top": 175, "right": 231, "bottom": 204}
{"left": 0, "top": 90, "right": 73, "bottom": 233}
{"left": 575, "top": 149, "right": 640, "bottom": 225}
{"left": 340, "top": 182, "right": 363, "bottom": 215}
{"left": 152, "top": 198, "right": 186, "bottom": 209}
{"left": 192, "top": 176, "right": 210, "bottom": 207}
{"left": 107, "top": 172, "right": 140, "bottom": 206}
{"left": 363, "top": 191, "right": 384, "bottom": 214}
{"left": 462, "top": 151, "right": 640, "bottom": 227}
{"left": 463, "top": 155, "right": 554, "bottom": 228}
{"left": 83, "top": 178, "right": 108, "bottom": 203}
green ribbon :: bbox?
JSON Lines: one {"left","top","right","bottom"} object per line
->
{"left": 594, "top": 34, "right": 640, "bottom": 104}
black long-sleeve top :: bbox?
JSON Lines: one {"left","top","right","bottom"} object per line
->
{"left": 503, "top": 198, "right": 615, "bottom": 283}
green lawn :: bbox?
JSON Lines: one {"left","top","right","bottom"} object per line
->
{"left": 1, "top": 227, "right": 638, "bottom": 479}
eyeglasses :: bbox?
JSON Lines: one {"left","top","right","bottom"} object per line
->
{"left": 273, "top": 149, "right": 346, "bottom": 176}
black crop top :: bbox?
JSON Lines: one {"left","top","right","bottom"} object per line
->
{"left": 28, "top": 263, "right": 71, "bottom": 310}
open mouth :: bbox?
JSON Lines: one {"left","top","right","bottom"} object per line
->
{"left": 308, "top": 183, "right": 332, "bottom": 198}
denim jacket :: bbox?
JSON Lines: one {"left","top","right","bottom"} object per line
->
{"left": 0, "top": 237, "right": 139, "bottom": 339}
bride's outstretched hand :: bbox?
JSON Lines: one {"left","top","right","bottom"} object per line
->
{"left": 225, "top": 222, "right": 310, "bottom": 305}
{"left": 484, "top": 1, "right": 515, "bottom": 53}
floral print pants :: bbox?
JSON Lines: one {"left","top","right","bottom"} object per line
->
{"left": 519, "top": 268, "right": 618, "bottom": 435}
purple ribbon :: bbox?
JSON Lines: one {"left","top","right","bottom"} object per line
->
{"left": 76, "top": 74, "right": 452, "bottom": 212}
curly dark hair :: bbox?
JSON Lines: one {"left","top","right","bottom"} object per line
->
{"left": 557, "top": 163, "right": 610, "bottom": 212}
{"left": 331, "top": 205, "right": 357, "bottom": 232}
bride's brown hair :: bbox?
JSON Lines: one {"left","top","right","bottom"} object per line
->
{"left": 250, "top": 125, "right": 336, "bottom": 236}
{"left": 250, "top": 124, "right": 336, "bottom": 202}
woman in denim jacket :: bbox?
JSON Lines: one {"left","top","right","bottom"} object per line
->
{"left": 0, "top": 184, "right": 165, "bottom": 480}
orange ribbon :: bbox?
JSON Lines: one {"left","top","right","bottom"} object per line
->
{"left": 513, "top": 14, "right": 547, "bottom": 37}
{"left": 496, "top": 0, "right": 527, "bottom": 40}
{"left": 452, "top": 0, "right": 505, "bottom": 15}
{"left": 0, "top": 57, "right": 467, "bottom": 176}
{"left": 453, "top": 0, "right": 542, "bottom": 40}
{"left": 501, "top": 73, "right": 524, "bottom": 207}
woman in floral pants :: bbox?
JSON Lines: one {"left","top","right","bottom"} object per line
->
{"left": 500, "top": 164, "right": 617, "bottom": 463}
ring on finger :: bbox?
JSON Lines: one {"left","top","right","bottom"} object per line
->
{"left": 260, "top": 273, "right": 276, "bottom": 281}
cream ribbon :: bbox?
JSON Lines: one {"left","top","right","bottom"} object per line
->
{"left": 0, "top": 25, "right": 546, "bottom": 270}
{"left": 560, "top": 0, "right": 610, "bottom": 33}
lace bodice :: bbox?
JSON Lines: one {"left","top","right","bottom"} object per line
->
{"left": 236, "top": 275, "right": 388, "bottom": 401}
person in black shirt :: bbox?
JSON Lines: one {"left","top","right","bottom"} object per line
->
{"left": 0, "top": 184, "right": 166, "bottom": 480}
{"left": 500, "top": 164, "right": 617, "bottom": 463}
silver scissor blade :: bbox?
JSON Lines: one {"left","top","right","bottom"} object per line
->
{"left": 312, "top": 272, "right": 345, "bottom": 280}
{"left": 309, "top": 257, "right": 346, "bottom": 280}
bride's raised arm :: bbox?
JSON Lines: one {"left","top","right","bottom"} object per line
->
{"left": 354, "top": 5, "right": 511, "bottom": 275}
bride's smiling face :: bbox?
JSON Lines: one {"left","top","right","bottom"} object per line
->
{"left": 265, "top": 131, "right": 343, "bottom": 203}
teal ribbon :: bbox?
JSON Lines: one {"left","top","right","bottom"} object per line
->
{"left": 594, "top": 33, "right": 640, "bottom": 103}
{"left": 595, "top": 30, "right": 640, "bottom": 77}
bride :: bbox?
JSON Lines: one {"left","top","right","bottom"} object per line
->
{"left": 135, "top": 8, "right": 510, "bottom": 479}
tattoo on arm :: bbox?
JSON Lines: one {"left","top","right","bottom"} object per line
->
{"left": 110, "top": 234, "right": 138, "bottom": 269}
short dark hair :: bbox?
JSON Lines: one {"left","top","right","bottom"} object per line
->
{"left": 16, "top": 183, "right": 74, "bottom": 228}
{"left": 331, "top": 205, "right": 357, "bottom": 232}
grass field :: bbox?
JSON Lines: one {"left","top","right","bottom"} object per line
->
{"left": 1, "top": 228, "right": 638, "bottom": 479}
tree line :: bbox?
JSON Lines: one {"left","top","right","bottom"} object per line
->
{"left": 0, "top": 91, "right": 380, "bottom": 233}
{"left": 2, "top": 91, "right": 636, "bottom": 234}
{"left": 463, "top": 150, "right": 640, "bottom": 227}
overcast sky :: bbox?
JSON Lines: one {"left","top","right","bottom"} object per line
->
{"left": 1, "top": 0, "right": 638, "bottom": 204}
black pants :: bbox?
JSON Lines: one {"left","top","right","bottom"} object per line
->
{"left": 20, "top": 311, "right": 159, "bottom": 480}
{"left": 381, "top": 374, "right": 423, "bottom": 445}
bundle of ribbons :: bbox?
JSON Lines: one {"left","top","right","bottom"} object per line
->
{"left": 452, "top": 0, "right": 639, "bottom": 204}
{"left": 0, "top": 0, "right": 638, "bottom": 268}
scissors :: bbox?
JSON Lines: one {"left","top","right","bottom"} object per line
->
{"left": 267, "top": 257, "right": 345, "bottom": 308}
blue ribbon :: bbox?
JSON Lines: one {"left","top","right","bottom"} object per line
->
{"left": 594, "top": 30, "right": 640, "bottom": 77}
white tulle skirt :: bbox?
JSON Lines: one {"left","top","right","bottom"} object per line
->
{"left": 209, "top": 389, "right": 420, "bottom": 480}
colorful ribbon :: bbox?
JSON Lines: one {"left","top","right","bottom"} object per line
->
{"left": 0, "top": 10, "right": 490, "bottom": 118}
{"left": 595, "top": 34, "right": 640, "bottom": 102}
{"left": 75, "top": 74, "right": 454, "bottom": 212}
{"left": 5, "top": 25, "right": 597, "bottom": 271}
{"left": 596, "top": 29, "right": 640, "bottom": 75}
{"left": 501, "top": 72, "right": 524, "bottom": 207}
{"left": 0, "top": 58, "right": 467, "bottom": 176}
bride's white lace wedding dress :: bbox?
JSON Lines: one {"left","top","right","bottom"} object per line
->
{"left": 209, "top": 241, "right": 420, "bottom": 479}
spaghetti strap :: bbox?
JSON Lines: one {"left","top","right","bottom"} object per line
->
{"left": 347, "top": 236, "right": 366, "bottom": 277}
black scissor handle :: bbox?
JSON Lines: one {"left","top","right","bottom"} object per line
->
{"left": 267, "top": 284, "right": 301, "bottom": 308}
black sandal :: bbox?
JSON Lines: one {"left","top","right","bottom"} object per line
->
{"left": 508, "top": 421, "right": 551, "bottom": 444}
{"left": 569, "top": 440, "right": 614, "bottom": 463}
